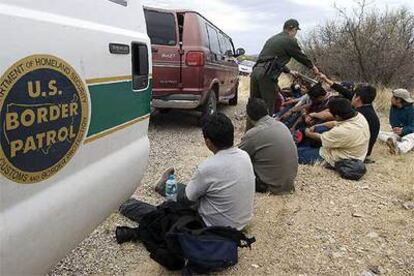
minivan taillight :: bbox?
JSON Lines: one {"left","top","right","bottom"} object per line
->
{"left": 186, "top": 51, "right": 205, "bottom": 66}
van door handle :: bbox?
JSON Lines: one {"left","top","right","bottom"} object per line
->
{"left": 152, "top": 47, "right": 159, "bottom": 53}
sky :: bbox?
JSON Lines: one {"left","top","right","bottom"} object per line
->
{"left": 141, "top": 0, "right": 414, "bottom": 54}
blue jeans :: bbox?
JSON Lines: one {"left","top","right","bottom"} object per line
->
{"left": 298, "top": 126, "right": 330, "bottom": 147}
{"left": 298, "top": 147, "right": 322, "bottom": 165}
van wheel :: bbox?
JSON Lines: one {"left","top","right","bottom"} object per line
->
{"left": 229, "top": 83, "right": 238, "bottom": 106}
{"left": 200, "top": 91, "right": 217, "bottom": 122}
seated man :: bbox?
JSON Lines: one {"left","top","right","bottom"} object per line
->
{"left": 119, "top": 113, "right": 255, "bottom": 231}
{"left": 292, "top": 83, "right": 332, "bottom": 130}
{"left": 240, "top": 98, "right": 298, "bottom": 194}
{"left": 298, "top": 97, "right": 370, "bottom": 166}
{"left": 319, "top": 74, "right": 380, "bottom": 159}
{"left": 378, "top": 89, "right": 414, "bottom": 155}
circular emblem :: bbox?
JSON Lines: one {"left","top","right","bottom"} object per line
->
{"left": 0, "top": 55, "right": 89, "bottom": 184}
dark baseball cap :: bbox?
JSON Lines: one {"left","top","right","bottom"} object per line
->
{"left": 284, "top": 19, "right": 301, "bottom": 30}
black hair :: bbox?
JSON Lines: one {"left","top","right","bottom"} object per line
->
{"left": 354, "top": 84, "right": 377, "bottom": 104}
{"left": 202, "top": 113, "right": 234, "bottom": 150}
{"left": 307, "top": 83, "right": 327, "bottom": 99}
{"left": 246, "top": 97, "right": 268, "bottom": 121}
{"left": 328, "top": 97, "right": 356, "bottom": 120}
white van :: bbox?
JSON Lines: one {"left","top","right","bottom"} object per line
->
{"left": 0, "top": 0, "right": 151, "bottom": 274}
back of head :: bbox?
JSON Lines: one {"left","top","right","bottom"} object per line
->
{"left": 246, "top": 98, "right": 269, "bottom": 121}
{"left": 328, "top": 97, "right": 356, "bottom": 120}
{"left": 354, "top": 84, "right": 377, "bottom": 104}
{"left": 307, "top": 83, "right": 327, "bottom": 99}
{"left": 202, "top": 113, "right": 234, "bottom": 150}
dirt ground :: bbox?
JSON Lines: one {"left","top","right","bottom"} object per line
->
{"left": 50, "top": 77, "right": 414, "bottom": 276}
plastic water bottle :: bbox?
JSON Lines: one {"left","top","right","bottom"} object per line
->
{"left": 165, "top": 174, "right": 177, "bottom": 201}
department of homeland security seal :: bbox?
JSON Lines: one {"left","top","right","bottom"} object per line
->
{"left": 0, "top": 55, "right": 89, "bottom": 184}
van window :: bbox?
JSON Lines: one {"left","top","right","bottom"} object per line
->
{"left": 131, "top": 43, "right": 149, "bottom": 90}
{"left": 144, "top": 10, "right": 177, "bottom": 46}
{"left": 218, "top": 33, "right": 233, "bottom": 56}
{"left": 206, "top": 25, "right": 221, "bottom": 54}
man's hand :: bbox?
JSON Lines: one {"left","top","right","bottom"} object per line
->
{"left": 319, "top": 73, "right": 327, "bottom": 82}
{"left": 305, "top": 128, "right": 313, "bottom": 137}
{"left": 304, "top": 115, "right": 315, "bottom": 126}
{"left": 289, "top": 70, "right": 299, "bottom": 78}
{"left": 318, "top": 73, "right": 334, "bottom": 86}
{"left": 312, "top": 66, "right": 320, "bottom": 76}
{"left": 324, "top": 120, "right": 338, "bottom": 129}
{"left": 309, "top": 125, "right": 316, "bottom": 132}
{"left": 393, "top": 127, "right": 403, "bottom": 136}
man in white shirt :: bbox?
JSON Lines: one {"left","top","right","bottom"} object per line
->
{"left": 120, "top": 113, "right": 255, "bottom": 230}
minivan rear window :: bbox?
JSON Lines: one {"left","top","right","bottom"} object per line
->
{"left": 144, "top": 10, "right": 177, "bottom": 46}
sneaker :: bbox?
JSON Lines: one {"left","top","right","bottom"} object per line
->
{"left": 386, "top": 138, "right": 400, "bottom": 155}
{"left": 154, "top": 167, "right": 175, "bottom": 196}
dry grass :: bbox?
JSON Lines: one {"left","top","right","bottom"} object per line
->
{"left": 373, "top": 84, "right": 393, "bottom": 114}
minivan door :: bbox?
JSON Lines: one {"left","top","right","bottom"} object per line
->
{"left": 144, "top": 9, "right": 181, "bottom": 97}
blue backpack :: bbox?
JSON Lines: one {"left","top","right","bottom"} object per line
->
{"left": 167, "top": 216, "right": 256, "bottom": 275}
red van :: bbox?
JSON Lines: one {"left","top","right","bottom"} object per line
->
{"left": 144, "top": 7, "right": 245, "bottom": 118}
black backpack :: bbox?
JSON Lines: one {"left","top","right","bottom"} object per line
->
{"left": 121, "top": 201, "right": 255, "bottom": 273}
{"left": 335, "top": 159, "right": 367, "bottom": 181}
{"left": 135, "top": 201, "right": 201, "bottom": 270}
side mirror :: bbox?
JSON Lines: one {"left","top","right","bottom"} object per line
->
{"left": 235, "top": 48, "right": 245, "bottom": 57}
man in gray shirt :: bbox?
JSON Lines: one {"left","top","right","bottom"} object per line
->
{"left": 240, "top": 98, "right": 298, "bottom": 194}
{"left": 120, "top": 113, "right": 255, "bottom": 231}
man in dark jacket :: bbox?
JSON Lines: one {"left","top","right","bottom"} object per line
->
{"left": 319, "top": 74, "right": 380, "bottom": 160}
{"left": 251, "top": 19, "right": 319, "bottom": 116}
{"left": 378, "top": 89, "right": 414, "bottom": 155}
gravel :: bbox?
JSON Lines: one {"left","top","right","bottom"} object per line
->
{"left": 49, "top": 77, "right": 414, "bottom": 276}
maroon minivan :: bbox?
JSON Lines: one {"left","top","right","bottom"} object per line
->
{"left": 144, "top": 7, "right": 245, "bottom": 118}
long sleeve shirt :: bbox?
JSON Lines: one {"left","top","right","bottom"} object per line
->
{"left": 258, "top": 31, "right": 313, "bottom": 69}
{"left": 330, "top": 83, "right": 380, "bottom": 156}
{"left": 390, "top": 105, "right": 414, "bottom": 137}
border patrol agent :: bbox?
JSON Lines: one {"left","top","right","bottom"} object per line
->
{"left": 251, "top": 19, "right": 319, "bottom": 116}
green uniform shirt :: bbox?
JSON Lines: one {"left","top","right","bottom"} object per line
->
{"left": 258, "top": 31, "right": 313, "bottom": 69}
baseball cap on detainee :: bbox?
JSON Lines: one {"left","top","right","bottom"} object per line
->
{"left": 392, "top": 88, "right": 414, "bottom": 103}
{"left": 284, "top": 19, "right": 301, "bottom": 30}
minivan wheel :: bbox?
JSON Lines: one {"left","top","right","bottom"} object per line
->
{"left": 201, "top": 91, "right": 217, "bottom": 121}
{"left": 229, "top": 83, "right": 238, "bottom": 106}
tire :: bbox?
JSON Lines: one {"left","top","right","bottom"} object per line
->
{"left": 200, "top": 91, "right": 217, "bottom": 123}
{"left": 229, "top": 82, "right": 238, "bottom": 106}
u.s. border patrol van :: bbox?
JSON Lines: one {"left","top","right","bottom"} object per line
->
{"left": 0, "top": 0, "right": 151, "bottom": 274}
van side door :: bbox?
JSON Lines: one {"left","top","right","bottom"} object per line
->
{"left": 225, "top": 38, "right": 239, "bottom": 95}
{"left": 218, "top": 33, "right": 238, "bottom": 96}
{"left": 205, "top": 24, "right": 226, "bottom": 97}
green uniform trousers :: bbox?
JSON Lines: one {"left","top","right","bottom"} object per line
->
{"left": 250, "top": 66, "right": 280, "bottom": 115}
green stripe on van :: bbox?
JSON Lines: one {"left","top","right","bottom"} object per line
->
{"left": 87, "top": 80, "right": 151, "bottom": 137}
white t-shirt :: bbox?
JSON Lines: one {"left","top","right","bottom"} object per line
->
{"left": 185, "top": 147, "right": 255, "bottom": 230}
